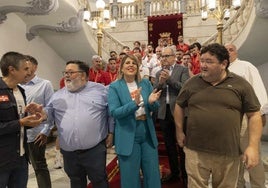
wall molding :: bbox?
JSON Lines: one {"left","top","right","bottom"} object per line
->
{"left": 0, "top": 0, "right": 83, "bottom": 40}
{"left": 26, "top": 10, "right": 83, "bottom": 41}
{"left": 0, "top": 0, "right": 59, "bottom": 24}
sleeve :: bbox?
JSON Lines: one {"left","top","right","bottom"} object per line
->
{"left": 167, "top": 66, "right": 190, "bottom": 91}
{"left": 108, "top": 83, "right": 139, "bottom": 120}
{"left": 40, "top": 81, "right": 55, "bottom": 136}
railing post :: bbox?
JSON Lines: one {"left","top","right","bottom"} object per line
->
{"left": 180, "top": 0, "right": 186, "bottom": 13}
{"left": 144, "top": 0, "right": 151, "bottom": 17}
{"left": 111, "top": 0, "right": 118, "bottom": 19}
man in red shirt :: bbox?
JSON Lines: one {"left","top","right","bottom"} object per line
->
{"left": 176, "top": 35, "right": 189, "bottom": 53}
{"left": 105, "top": 58, "right": 118, "bottom": 83}
{"left": 189, "top": 42, "right": 201, "bottom": 75}
{"left": 89, "top": 55, "right": 111, "bottom": 85}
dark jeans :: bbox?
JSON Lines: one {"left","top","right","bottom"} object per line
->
{"left": 159, "top": 106, "right": 180, "bottom": 176}
{"left": 61, "top": 140, "right": 108, "bottom": 188}
{"left": 0, "top": 156, "right": 28, "bottom": 188}
{"left": 28, "top": 142, "right": 51, "bottom": 188}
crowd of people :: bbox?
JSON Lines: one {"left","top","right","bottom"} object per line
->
{"left": 0, "top": 35, "right": 268, "bottom": 188}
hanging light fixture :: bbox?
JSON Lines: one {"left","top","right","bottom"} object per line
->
{"left": 83, "top": 8, "right": 90, "bottom": 21}
{"left": 96, "top": 0, "right": 106, "bottom": 10}
{"left": 80, "top": 0, "right": 116, "bottom": 56}
{"left": 200, "top": 0, "right": 241, "bottom": 44}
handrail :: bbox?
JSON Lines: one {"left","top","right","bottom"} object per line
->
{"left": 90, "top": 28, "right": 125, "bottom": 59}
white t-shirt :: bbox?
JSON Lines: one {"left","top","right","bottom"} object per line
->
{"left": 126, "top": 81, "right": 146, "bottom": 117}
{"left": 228, "top": 58, "right": 267, "bottom": 111}
{"left": 13, "top": 89, "right": 26, "bottom": 156}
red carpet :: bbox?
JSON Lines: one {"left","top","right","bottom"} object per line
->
{"left": 88, "top": 123, "right": 184, "bottom": 188}
{"left": 87, "top": 155, "right": 183, "bottom": 188}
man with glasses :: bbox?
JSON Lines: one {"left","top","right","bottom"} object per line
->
{"left": 174, "top": 43, "right": 263, "bottom": 187}
{"left": 154, "top": 46, "right": 189, "bottom": 185}
{"left": 28, "top": 60, "right": 114, "bottom": 188}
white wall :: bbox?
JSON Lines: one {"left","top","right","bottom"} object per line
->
{"left": 257, "top": 63, "right": 268, "bottom": 138}
{"left": 0, "top": 13, "right": 66, "bottom": 90}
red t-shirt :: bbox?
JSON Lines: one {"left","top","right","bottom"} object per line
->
{"left": 89, "top": 68, "right": 111, "bottom": 85}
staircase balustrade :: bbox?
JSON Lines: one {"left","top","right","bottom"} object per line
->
{"left": 202, "top": 0, "right": 254, "bottom": 45}
{"left": 98, "top": 0, "right": 252, "bottom": 58}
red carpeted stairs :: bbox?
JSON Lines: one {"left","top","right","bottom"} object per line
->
{"left": 155, "top": 122, "right": 185, "bottom": 188}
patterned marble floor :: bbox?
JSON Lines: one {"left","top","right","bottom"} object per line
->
{"left": 27, "top": 143, "right": 116, "bottom": 188}
{"left": 27, "top": 141, "right": 268, "bottom": 188}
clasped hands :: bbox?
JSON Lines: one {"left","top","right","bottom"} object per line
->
{"left": 20, "top": 103, "right": 47, "bottom": 127}
{"left": 134, "top": 87, "right": 162, "bottom": 105}
{"left": 159, "top": 69, "right": 170, "bottom": 84}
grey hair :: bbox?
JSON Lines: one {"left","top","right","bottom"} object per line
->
{"left": 162, "top": 46, "right": 176, "bottom": 55}
{"left": 92, "top": 55, "right": 101, "bottom": 61}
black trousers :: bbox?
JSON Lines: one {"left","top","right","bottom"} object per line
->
{"left": 159, "top": 105, "right": 180, "bottom": 176}
{"left": 28, "top": 142, "right": 51, "bottom": 188}
{"left": 61, "top": 140, "right": 108, "bottom": 188}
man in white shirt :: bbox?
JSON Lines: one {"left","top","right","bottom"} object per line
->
{"left": 226, "top": 43, "right": 268, "bottom": 188}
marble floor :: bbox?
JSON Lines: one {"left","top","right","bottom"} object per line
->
{"left": 27, "top": 143, "right": 116, "bottom": 188}
{"left": 27, "top": 141, "right": 268, "bottom": 188}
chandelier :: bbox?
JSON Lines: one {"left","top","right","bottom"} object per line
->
{"left": 79, "top": 0, "right": 116, "bottom": 56}
{"left": 200, "top": 0, "right": 241, "bottom": 44}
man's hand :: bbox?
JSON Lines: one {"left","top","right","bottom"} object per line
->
{"left": 106, "top": 133, "right": 113, "bottom": 148}
{"left": 19, "top": 113, "right": 44, "bottom": 127}
{"left": 25, "top": 102, "right": 43, "bottom": 114}
{"left": 243, "top": 146, "right": 259, "bottom": 169}
{"left": 34, "top": 133, "right": 47, "bottom": 146}
{"left": 176, "top": 131, "right": 185, "bottom": 147}
{"left": 25, "top": 102, "right": 47, "bottom": 120}
{"left": 159, "top": 69, "right": 170, "bottom": 84}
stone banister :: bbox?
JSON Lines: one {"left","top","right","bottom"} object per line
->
{"left": 101, "top": 0, "right": 250, "bottom": 55}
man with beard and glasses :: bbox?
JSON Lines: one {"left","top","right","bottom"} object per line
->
{"left": 26, "top": 60, "right": 114, "bottom": 188}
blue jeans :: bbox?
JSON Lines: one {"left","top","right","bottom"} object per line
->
{"left": 61, "top": 140, "right": 108, "bottom": 188}
{"left": 0, "top": 156, "right": 28, "bottom": 188}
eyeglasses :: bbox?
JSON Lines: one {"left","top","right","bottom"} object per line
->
{"left": 161, "top": 54, "right": 174, "bottom": 58}
{"left": 62, "top": 71, "right": 84, "bottom": 76}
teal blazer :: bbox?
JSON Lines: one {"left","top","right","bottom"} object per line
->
{"left": 108, "top": 78, "right": 159, "bottom": 156}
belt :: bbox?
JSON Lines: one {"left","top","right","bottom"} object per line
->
{"left": 74, "top": 148, "right": 90, "bottom": 154}
{"left": 136, "top": 114, "right": 147, "bottom": 121}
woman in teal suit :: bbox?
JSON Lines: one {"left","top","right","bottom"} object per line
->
{"left": 108, "top": 54, "right": 162, "bottom": 188}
